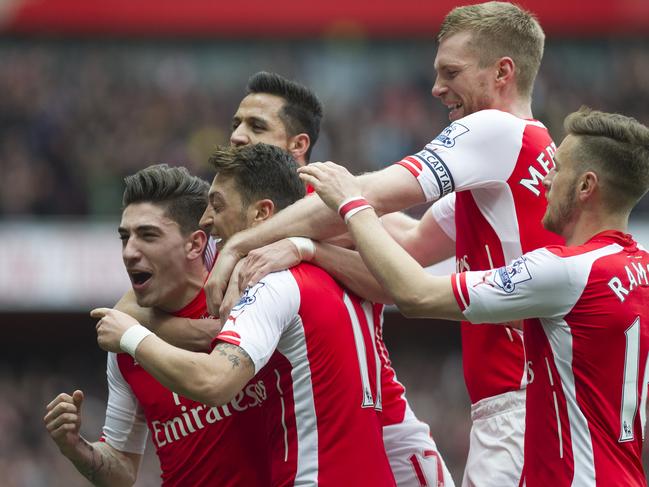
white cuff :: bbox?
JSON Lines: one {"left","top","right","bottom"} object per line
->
{"left": 120, "top": 325, "right": 153, "bottom": 357}
{"left": 287, "top": 237, "right": 316, "bottom": 262}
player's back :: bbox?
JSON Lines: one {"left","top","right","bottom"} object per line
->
{"left": 523, "top": 231, "right": 649, "bottom": 486}
{"left": 217, "top": 263, "right": 395, "bottom": 486}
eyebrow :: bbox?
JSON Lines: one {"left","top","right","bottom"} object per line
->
{"left": 118, "top": 224, "right": 163, "bottom": 234}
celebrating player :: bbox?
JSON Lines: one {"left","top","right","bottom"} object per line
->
{"left": 44, "top": 164, "right": 272, "bottom": 485}
{"left": 207, "top": 3, "right": 556, "bottom": 484}
{"left": 93, "top": 144, "right": 397, "bottom": 486}
{"left": 302, "top": 107, "right": 649, "bottom": 486}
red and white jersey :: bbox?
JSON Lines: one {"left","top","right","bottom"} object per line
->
{"left": 101, "top": 289, "right": 271, "bottom": 487}
{"left": 216, "top": 263, "right": 396, "bottom": 487}
{"left": 452, "top": 231, "right": 649, "bottom": 486}
{"left": 396, "top": 109, "right": 563, "bottom": 403}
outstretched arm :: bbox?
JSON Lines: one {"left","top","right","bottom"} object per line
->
{"left": 44, "top": 390, "right": 141, "bottom": 486}
{"left": 299, "top": 162, "right": 462, "bottom": 320}
{"left": 92, "top": 308, "right": 254, "bottom": 407}
{"left": 114, "top": 290, "right": 220, "bottom": 352}
{"left": 206, "top": 164, "right": 425, "bottom": 315}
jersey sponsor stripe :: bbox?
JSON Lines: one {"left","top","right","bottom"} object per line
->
{"left": 274, "top": 368, "right": 289, "bottom": 461}
{"left": 276, "top": 316, "right": 319, "bottom": 484}
{"left": 361, "top": 300, "right": 383, "bottom": 411}
{"left": 344, "top": 293, "right": 376, "bottom": 408}
{"left": 396, "top": 160, "right": 421, "bottom": 178}
{"left": 541, "top": 318, "right": 596, "bottom": 484}
{"left": 451, "top": 274, "right": 469, "bottom": 311}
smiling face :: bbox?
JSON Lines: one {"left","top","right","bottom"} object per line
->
{"left": 542, "top": 135, "right": 581, "bottom": 237}
{"left": 432, "top": 31, "right": 498, "bottom": 122}
{"left": 119, "top": 202, "right": 196, "bottom": 311}
{"left": 199, "top": 173, "right": 252, "bottom": 249}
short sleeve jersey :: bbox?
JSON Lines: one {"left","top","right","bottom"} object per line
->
{"left": 395, "top": 109, "right": 563, "bottom": 403}
{"left": 216, "top": 263, "right": 396, "bottom": 487}
{"left": 451, "top": 231, "right": 649, "bottom": 486}
{"left": 101, "top": 289, "right": 271, "bottom": 486}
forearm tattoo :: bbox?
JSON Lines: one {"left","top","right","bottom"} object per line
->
{"left": 215, "top": 342, "right": 253, "bottom": 370}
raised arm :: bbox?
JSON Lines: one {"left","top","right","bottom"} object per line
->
{"left": 206, "top": 164, "right": 425, "bottom": 315}
{"left": 92, "top": 308, "right": 254, "bottom": 407}
{"left": 114, "top": 290, "right": 220, "bottom": 352}
{"left": 44, "top": 390, "right": 141, "bottom": 487}
{"left": 299, "top": 162, "right": 462, "bottom": 320}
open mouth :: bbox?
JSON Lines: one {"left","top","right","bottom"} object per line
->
{"left": 129, "top": 271, "right": 153, "bottom": 287}
{"left": 447, "top": 102, "right": 463, "bottom": 119}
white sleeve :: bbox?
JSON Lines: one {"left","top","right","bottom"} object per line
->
{"left": 430, "top": 193, "right": 456, "bottom": 241}
{"left": 396, "top": 110, "right": 527, "bottom": 202}
{"left": 101, "top": 353, "right": 149, "bottom": 454}
{"left": 216, "top": 270, "right": 300, "bottom": 373}
{"left": 455, "top": 248, "right": 577, "bottom": 323}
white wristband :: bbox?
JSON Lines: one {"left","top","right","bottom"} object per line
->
{"left": 287, "top": 237, "right": 316, "bottom": 262}
{"left": 120, "top": 325, "right": 153, "bottom": 357}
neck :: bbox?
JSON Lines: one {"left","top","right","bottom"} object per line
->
{"left": 563, "top": 209, "right": 629, "bottom": 246}
{"left": 159, "top": 266, "right": 208, "bottom": 313}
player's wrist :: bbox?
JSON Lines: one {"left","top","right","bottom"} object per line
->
{"left": 120, "top": 325, "right": 153, "bottom": 357}
{"left": 287, "top": 237, "right": 316, "bottom": 262}
{"left": 337, "top": 197, "right": 373, "bottom": 224}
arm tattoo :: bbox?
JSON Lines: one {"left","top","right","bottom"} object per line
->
{"left": 215, "top": 342, "right": 253, "bottom": 370}
{"left": 71, "top": 441, "right": 129, "bottom": 486}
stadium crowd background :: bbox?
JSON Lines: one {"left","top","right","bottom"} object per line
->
{"left": 1, "top": 20, "right": 649, "bottom": 487}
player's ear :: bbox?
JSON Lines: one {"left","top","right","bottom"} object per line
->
{"left": 577, "top": 171, "right": 599, "bottom": 202}
{"left": 495, "top": 57, "right": 515, "bottom": 87}
{"left": 288, "top": 133, "right": 310, "bottom": 166}
{"left": 250, "top": 199, "right": 275, "bottom": 226}
{"left": 186, "top": 229, "right": 208, "bottom": 260}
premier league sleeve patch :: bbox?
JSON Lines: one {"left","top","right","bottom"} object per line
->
{"left": 432, "top": 122, "right": 469, "bottom": 148}
{"left": 491, "top": 257, "right": 532, "bottom": 293}
{"left": 231, "top": 282, "right": 266, "bottom": 313}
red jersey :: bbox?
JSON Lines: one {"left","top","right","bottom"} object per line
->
{"left": 396, "top": 109, "right": 563, "bottom": 403}
{"left": 102, "top": 289, "right": 271, "bottom": 486}
{"left": 452, "top": 231, "right": 649, "bottom": 486}
{"left": 216, "top": 263, "right": 396, "bottom": 487}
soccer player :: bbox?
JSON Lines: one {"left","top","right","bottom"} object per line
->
{"left": 43, "top": 164, "right": 272, "bottom": 485}
{"left": 301, "top": 108, "right": 649, "bottom": 486}
{"left": 230, "top": 71, "right": 323, "bottom": 167}
{"left": 92, "top": 143, "right": 396, "bottom": 486}
{"left": 121, "top": 71, "right": 453, "bottom": 486}
{"left": 207, "top": 3, "right": 556, "bottom": 484}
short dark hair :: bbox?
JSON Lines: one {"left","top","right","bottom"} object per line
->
{"left": 565, "top": 106, "right": 649, "bottom": 210}
{"left": 208, "top": 144, "right": 305, "bottom": 211}
{"left": 122, "top": 164, "right": 209, "bottom": 235}
{"left": 247, "top": 71, "right": 323, "bottom": 161}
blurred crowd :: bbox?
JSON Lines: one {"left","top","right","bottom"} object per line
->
{"left": 1, "top": 38, "right": 648, "bottom": 218}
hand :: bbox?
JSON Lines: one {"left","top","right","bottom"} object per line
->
{"left": 44, "top": 390, "right": 85, "bottom": 458}
{"left": 205, "top": 240, "right": 246, "bottom": 317}
{"left": 238, "top": 239, "right": 303, "bottom": 292}
{"left": 91, "top": 307, "right": 142, "bottom": 353}
{"left": 298, "top": 162, "right": 362, "bottom": 211}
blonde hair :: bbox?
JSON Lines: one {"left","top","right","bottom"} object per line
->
{"left": 565, "top": 106, "right": 649, "bottom": 210}
{"left": 438, "top": 2, "right": 544, "bottom": 99}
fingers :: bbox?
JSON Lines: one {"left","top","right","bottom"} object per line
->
{"left": 72, "top": 390, "right": 84, "bottom": 410}
{"left": 90, "top": 307, "right": 111, "bottom": 319}
{"left": 44, "top": 394, "right": 82, "bottom": 431}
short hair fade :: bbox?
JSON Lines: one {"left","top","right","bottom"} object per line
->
{"left": 247, "top": 71, "right": 323, "bottom": 161}
{"left": 438, "top": 2, "right": 545, "bottom": 99}
{"left": 565, "top": 106, "right": 649, "bottom": 210}
{"left": 122, "top": 164, "right": 209, "bottom": 235}
{"left": 209, "top": 143, "right": 305, "bottom": 212}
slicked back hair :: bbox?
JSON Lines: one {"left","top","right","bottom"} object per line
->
{"left": 438, "top": 1, "right": 545, "bottom": 99}
{"left": 123, "top": 164, "right": 209, "bottom": 235}
{"left": 209, "top": 144, "right": 305, "bottom": 212}
{"left": 247, "top": 71, "right": 323, "bottom": 161}
{"left": 565, "top": 107, "right": 649, "bottom": 211}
